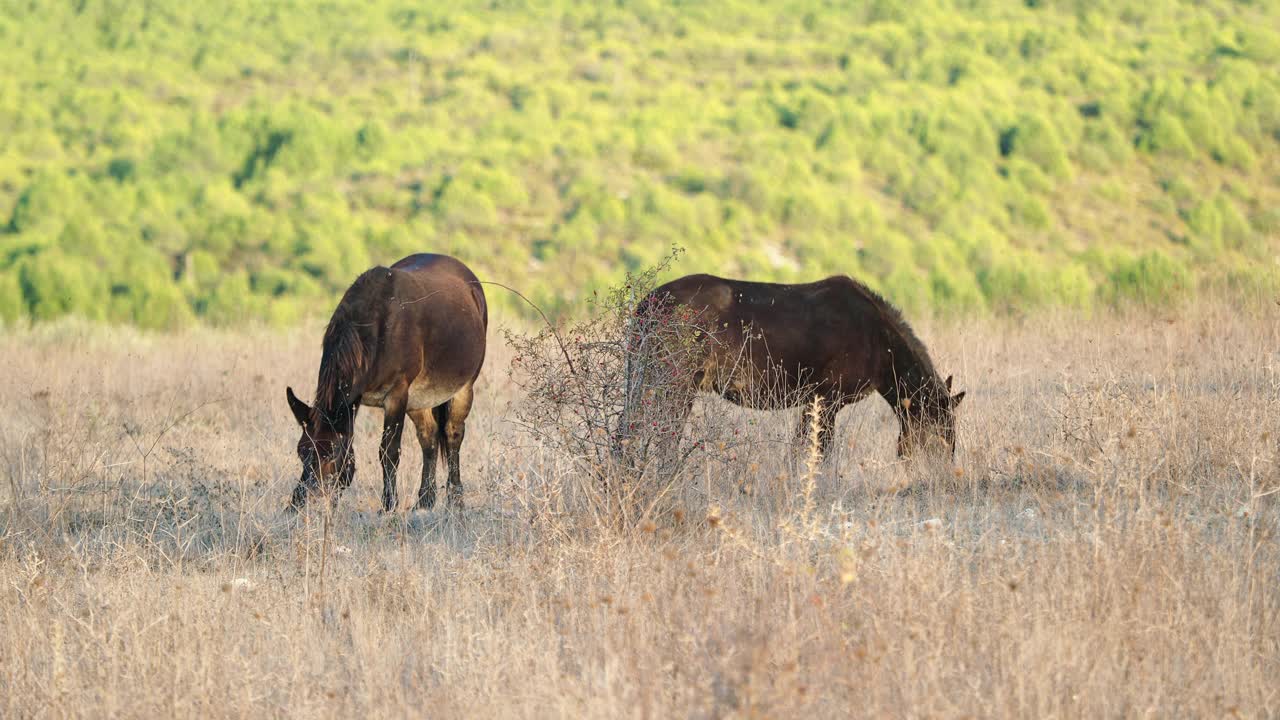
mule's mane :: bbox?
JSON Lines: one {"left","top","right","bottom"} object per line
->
{"left": 842, "top": 276, "right": 945, "bottom": 395}
{"left": 314, "top": 267, "right": 394, "bottom": 425}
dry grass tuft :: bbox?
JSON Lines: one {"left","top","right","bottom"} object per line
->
{"left": 1, "top": 305, "right": 1278, "bottom": 717}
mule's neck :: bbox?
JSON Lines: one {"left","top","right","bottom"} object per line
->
{"left": 877, "top": 333, "right": 948, "bottom": 419}
{"left": 313, "top": 321, "right": 368, "bottom": 433}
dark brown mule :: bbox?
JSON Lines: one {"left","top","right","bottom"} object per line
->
{"left": 285, "top": 254, "right": 487, "bottom": 511}
{"left": 636, "top": 274, "right": 964, "bottom": 458}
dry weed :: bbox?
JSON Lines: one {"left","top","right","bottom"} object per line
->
{"left": 0, "top": 304, "right": 1277, "bottom": 717}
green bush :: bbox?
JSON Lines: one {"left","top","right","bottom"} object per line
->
{"left": 929, "top": 266, "right": 986, "bottom": 314}
{"left": 1080, "top": 117, "right": 1132, "bottom": 170}
{"left": 1005, "top": 182, "right": 1052, "bottom": 231}
{"left": 16, "top": 251, "right": 107, "bottom": 321}
{"left": 1186, "top": 193, "right": 1255, "bottom": 256}
{"left": 437, "top": 180, "right": 500, "bottom": 230}
{"left": 899, "top": 156, "right": 960, "bottom": 222}
{"left": 976, "top": 250, "right": 1052, "bottom": 311}
{"left": 1186, "top": 199, "right": 1225, "bottom": 254}
{"left": 880, "top": 265, "right": 929, "bottom": 314}
{"left": 129, "top": 281, "right": 193, "bottom": 330}
{"left": 1105, "top": 250, "right": 1192, "bottom": 305}
{"left": 0, "top": 0, "right": 1274, "bottom": 328}
{"left": 1049, "top": 262, "right": 1095, "bottom": 310}
{"left": 0, "top": 271, "right": 24, "bottom": 324}
{"left": 1000, "top": 113, "right": 1072, "bottom": 178}
{"left": 1216, "top": 195, "right": 1254, "bottom": 254}
{"left": 8, "top": 172, "right": 78, "bottom": 233}
{"left": 200, "top": 271, "right": 265, "bottom": 326}
{"left": 1140, "top": 112, "right": 1196, "bottom": 158}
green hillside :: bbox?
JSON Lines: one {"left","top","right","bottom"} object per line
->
{"left": 0, "top": 0, "right": 1277, "bottom": 328}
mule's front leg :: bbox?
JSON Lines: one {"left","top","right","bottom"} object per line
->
{"left": 287, "top": 479, "right": 314, "bottom": 512}
{"left": 379, "top": 391, "right": 409, "bottom": 512}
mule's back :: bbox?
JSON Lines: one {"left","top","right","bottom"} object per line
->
{"left": 389, "top": 254, "right": 487, "bottom": 356}
{"left": 357, "top": 254, "right": 488, "bottom": 412}
{"left": 649, "top": 274, "right": 892, "bottom": 394}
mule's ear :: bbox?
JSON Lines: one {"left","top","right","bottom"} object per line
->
{"left": 950, "top": 391, "right": 966, "bottom": 408}
{"left": 286, "top": 387, "right": 311, "bottom": 426}
{"left": 945, "top": 375, "right": 953, "bottom": 391}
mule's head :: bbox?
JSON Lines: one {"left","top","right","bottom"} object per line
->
{"left": 286, "top": 387, "right": 355, "bottom": 510}
{"left": 896, "top": 375, "right": 966, "bottom": 459}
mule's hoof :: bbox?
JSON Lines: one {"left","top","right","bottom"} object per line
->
{"left": 417, "top": 492, "right": 437, "bottom": 510}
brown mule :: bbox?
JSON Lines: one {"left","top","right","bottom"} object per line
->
{"left": 285, "top": 254, "right": 487, "bottom": 511}
{"left": 633, "top": 273, "right": 964, "bottom": 458}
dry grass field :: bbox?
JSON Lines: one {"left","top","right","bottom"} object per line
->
{"left": 1, "top": 303, "right": 1278, "bottom": 718}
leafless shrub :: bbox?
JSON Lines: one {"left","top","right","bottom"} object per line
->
{"left": 504, "top": 249, "right": 749, "bottom": 523}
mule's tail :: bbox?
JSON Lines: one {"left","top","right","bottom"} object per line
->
{"left": 432, "top": 403, "right": 450, "bottom": 463}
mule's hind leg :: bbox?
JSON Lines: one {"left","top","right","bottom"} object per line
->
{"left": 408, "top": 408, "right": 441, "bottom": 509}
{"left": 440, "top": 382, "right": 476, "bottom": 509}
{"left": 379, "top": 388, "right": 409, "bottom": 512}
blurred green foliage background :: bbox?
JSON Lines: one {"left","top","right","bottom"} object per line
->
{"left": 0, "top": 0, "right": 1277, "bottom": 328}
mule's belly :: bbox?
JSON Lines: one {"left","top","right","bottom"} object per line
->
{"left": 406, "top": 374, "right": 465, "bottom": 411}
{"left": 699, "top": 361, "right": 874, "bottom": 410}
{"left": 361, "top": 374, "right": 466, "bottom": 411}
